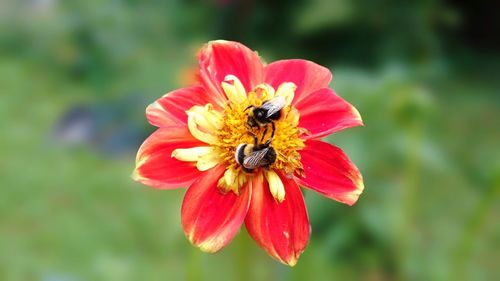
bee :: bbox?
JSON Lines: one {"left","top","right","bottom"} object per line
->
{"left": 246, "top": 95, "right": 287, "bottom": 139}
{"left": 235, "top": 137, "right": 277, "bottom": 173}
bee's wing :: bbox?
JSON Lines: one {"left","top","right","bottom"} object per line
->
{"left": 243, "top": 148, "right": 270, "bottom": 169}
{"left": 261, "top": 96, "right": 286, "bottom": 118}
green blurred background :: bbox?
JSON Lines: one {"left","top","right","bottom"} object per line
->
{"left": 1, "top": 0, "right": 499, "bottom": 280}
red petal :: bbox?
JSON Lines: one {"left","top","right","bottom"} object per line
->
{"left": 298, "top": 140, "right": 364, "bottom": 206}
{"left": 198, "top": 40, "right": 264, "bottom": 100}
{"left": 146, "top": 85, "right": 220, "bottom": 127}
{"left": 133, "top": 126, "right": 205, "bottom": 189}
{"left": 245, "top": 172, "right": 310, "bottom": 266}
{"left": 264, "top": 59, "right": 332, "bottom": 106}
{"left": 181, "top": 165, "right": 251, "bottom": 253}
{"left": 296, "top": 88, "right": 363, "bottom": 139}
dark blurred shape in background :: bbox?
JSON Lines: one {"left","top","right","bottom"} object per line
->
{"left": 0, "top": 0, "right": 498, "bottom": 280}
{"left": 53, "top": 94, "right": 150, "bottom": 156}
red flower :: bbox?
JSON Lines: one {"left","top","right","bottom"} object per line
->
{"left": 133, "top": 40, "right": 364, "bottom": 266}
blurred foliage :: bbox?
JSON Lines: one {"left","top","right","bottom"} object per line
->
{"left": 0, "top": 0, "right": 499, "bottom": 280}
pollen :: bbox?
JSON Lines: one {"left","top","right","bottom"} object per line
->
{"left": 213, "top": 79, "right": 305, "bottom": 194}
{"left": 173, "top": 75, "right": 305, "bottom": 197}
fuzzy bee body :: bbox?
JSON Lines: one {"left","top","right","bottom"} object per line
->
{"left": 235, "top": 139, "right": 277, "bottom": 173}
{"left": 246, "top": 95, "right": 287, "bottom": 139}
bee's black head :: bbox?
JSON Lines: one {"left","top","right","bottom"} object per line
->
{"left": 253, "top": 108, "right": 267, "bottom": 122}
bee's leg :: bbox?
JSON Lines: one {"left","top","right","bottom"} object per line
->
{"left": 245, "top": 118, "right": 256, "bottom": 134}
{"left": 246, "top": 130, "right": 258, "bottom": 145}
{"left": 252, "top": 134, "right": 258, "bottom": 145}
{"left": 270, "top": 122, "right": 276, "bottom": 139}
{"left": 263, "top": 133, "right": 274, "bottom": 147}
{"left": 245, "top": 122, "right": 252, "bottom": 132}
{"left": 263, "top": 138, "right": 272, "bottom": 147}
{"left": 261, "top": 125, "right": 268, "bottom": 142}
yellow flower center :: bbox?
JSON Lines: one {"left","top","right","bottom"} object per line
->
{"left": 172, "top": 75, "right": 305, "bottom": 202}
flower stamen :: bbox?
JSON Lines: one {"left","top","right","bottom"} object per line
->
{"left": 174, "top": 75, "right": 305, "bottom": 200}
{"left": 265, "top": 170, "right": 285, "bottom": 202}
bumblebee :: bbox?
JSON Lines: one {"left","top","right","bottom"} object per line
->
{"left": 235, "top": 138, "right": 277, "bottom": 173}
{"left": 246, "top": 95, "right": 287, "bottom": 139}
